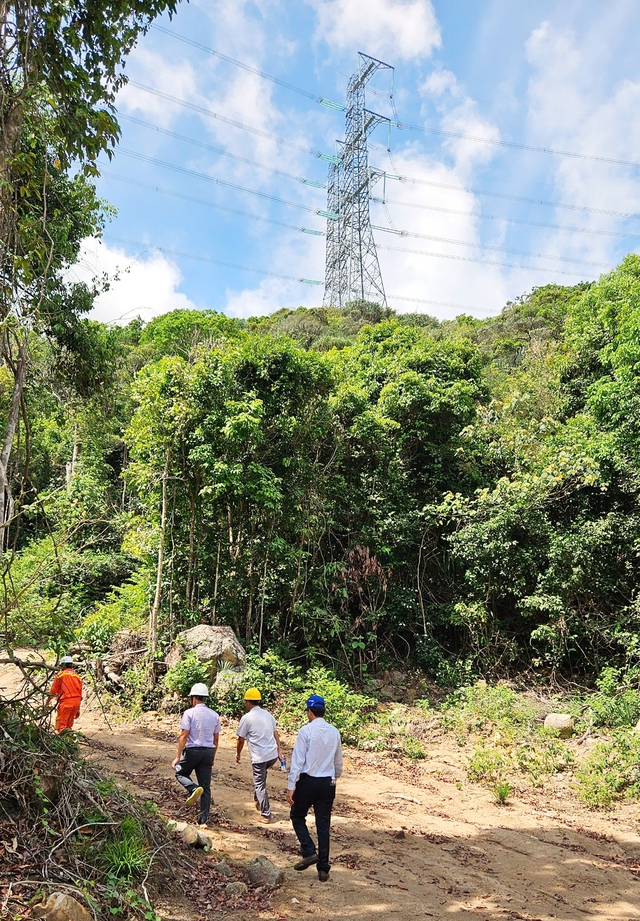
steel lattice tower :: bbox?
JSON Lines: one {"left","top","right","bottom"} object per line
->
{"left": 323, "top": 53, "right": 393, "bottom": 309}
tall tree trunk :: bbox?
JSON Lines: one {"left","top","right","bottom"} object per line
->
{"left": 149, "top": 450, "right": 170, "bottom": 683}
{"left": 0, "top": 342, "right": 27, "bottom": 556}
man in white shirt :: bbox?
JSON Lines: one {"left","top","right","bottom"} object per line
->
{"left": 286, "top": 694, "right": 343, "bottom": 882}
{"left": 235, "top": 687, "right": 284, "bottom": 823}
{"left": 172, "top": 682, "right": 221, "bottom": 826}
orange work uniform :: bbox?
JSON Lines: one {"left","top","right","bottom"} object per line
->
{"left": 49, "top": 668, "right": 83, "bottom": 731}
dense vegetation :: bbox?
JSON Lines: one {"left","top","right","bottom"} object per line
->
{"left": 4, "top": 260, "right": 640, "bottom": 689}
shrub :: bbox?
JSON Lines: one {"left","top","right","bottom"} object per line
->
{"left": 442, "top": 683, "right": 535, "bottom": 737}
{"left": 575, "top": 731, "right": 640, "bottom": 807}
{"left": 163, "top": 652, "right": 215, "bottom": 699}
{"left": 78, "top": 570, "right": 150, "bottom": 653}
{"left": 583, "top": 667, "right": 640, "bottom": 729}
{"left": 494, "top": 781, "right": 511, "bottom": 805}
{"left": 467, "top": 746, "right": 508, "bottom": 783}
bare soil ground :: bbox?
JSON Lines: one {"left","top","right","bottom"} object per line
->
{"left": 2, "top": 658, "right": 640, "bottom": 921}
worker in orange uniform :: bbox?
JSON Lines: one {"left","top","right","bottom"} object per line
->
{"left": 47, "top": 656, "right": 83, "bottom": 732}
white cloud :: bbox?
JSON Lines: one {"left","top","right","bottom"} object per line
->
{"left": 117, "top": 48, "right": 199, "bottom": 126}
{"left": 224, "top": 277, "right": 319, "bottom": 318}
{"left": 75, "top": 239, "right": 198, "bottom": 324}
{"left": 307, "top": 0, "right": 441, "bottom": 62}
{"left": 524, "top": 18, "right": 640, "bottom": 266}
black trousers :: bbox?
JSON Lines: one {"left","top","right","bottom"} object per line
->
{"left": 290, "top": 773, "right": 336, "bottom": 872}
{"left": 175, "top": 746, "right": 214, "bottom": 824}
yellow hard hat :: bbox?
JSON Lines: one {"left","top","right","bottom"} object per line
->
{"left": 243, "top": 687, "right": 262, "bottom": 701}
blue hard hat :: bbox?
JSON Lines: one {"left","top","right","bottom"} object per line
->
{"left": 306, "top": 694, "right": 325, "bottom": 709}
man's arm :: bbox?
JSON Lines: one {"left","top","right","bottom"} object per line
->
{"left": 236, "top": 737, "right": 245, "bottom": 763}
{"left": 172, "top": 729, "right": 189, "bottom": 768}
{"left": 274, "top": 729, "right": 283, "bottom": 760}
{"left": 334, "top": 735, "right": 344, "bottom": 779}
{"left": 213, "top": 732, "right": 219, "bottom": 756}
{"left": 286, "top": 727, "right": 308, "bottom": 804}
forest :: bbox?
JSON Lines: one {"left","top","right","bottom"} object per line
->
{"left": 4, "top": 260, "right": 640, "bottom": 689}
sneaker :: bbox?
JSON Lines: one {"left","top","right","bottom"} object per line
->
{"left": 185, "top": 786, "right": 204, "bottom": 807}
{"left": 259, "top": 815, "right": 275, "bottom": 824}
{"left": 293, "top": 855, "right": 318, "bottom": 871}
{"left": 317, "top": 870, "right": 330, "bottom": 882}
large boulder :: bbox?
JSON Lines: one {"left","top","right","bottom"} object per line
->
{"left": 165, "top": 625, "right": 246, "bottom": 670}
{"left": 246, "top": 855, "right": 285, "bottom": 888}
{"left": 544, "top": 713, "right": 574, "bottom": 738}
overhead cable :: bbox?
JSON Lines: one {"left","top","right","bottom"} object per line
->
{"left": 152, "top": 24, "right": 345, "bottom": 111}
{"left": 371, "top": 224, "right": 613, "bottom": 268}
{"left": 128, "top": 81, "right": 340, "bottom": 164}
{"left": 370, "top": 195, "right": 640, "bottom": 240}
{"left": 101, "top": 235, "right": 486, "bottom": 311}
{"left": 378, "top": 170, "right": 640, "bottom": 220}
{"left": 377, "top": 242, "right": 599, "bottom": 277}
{"left": 100, "top": 171, "right": 325, "bottom": 236}
{"left": 120, "top": 113, "right": 325, "bottom": 188}
{"left": 380, "top": 112, "right": 640, "bottom": 170}
{"left": 103, "top": 235, "right": 323, "bottom": 285}
{"left": 112, "top": 149, "right": 325, "bottom": 215}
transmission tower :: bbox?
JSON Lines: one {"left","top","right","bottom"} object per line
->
{"left": 323, "top": 53, "right": 394, "bottom": 309}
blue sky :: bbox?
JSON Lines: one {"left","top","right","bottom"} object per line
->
{"left": 78, "top": 0, "right": 640, "bottom": 323}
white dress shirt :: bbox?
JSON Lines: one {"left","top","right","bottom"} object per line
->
{"left": 287, "top": 717, "right": 343, "bottom": 791}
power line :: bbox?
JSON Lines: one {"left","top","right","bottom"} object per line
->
{"left": 105, "top": 153, "right": 619, "bottom": 269}
{"left": 103, "top": 235, "right": 323, "bottom": 286}
{"left": 377, "top": 242, "right": 599, "bottom": 277}
{"left": 151, "top": 24, "right": 345, "bottom": 111}
{"left": 149, "top": 25, "right": 636, "bottom": 171}
{"left": 381, "top": 113, "right": 640, "bottom": 170}
{"left": 112, "top": 149, "right": 327, "bottom": 216}
{"left": 378, "top": 170, "right": 640, "bottom": 220}
{"left": 101, "top": 234, "right": 485, "bottom": 311}
{"left": 370, "top": 194, "right": 640, "bottom": 240}
{"left": 100, "top": 171, "right": 325, "bottom": 236}
{"left": 128, "top": 81, "right": 340, "bottom": 164}
{"left": 120, "top": 113, "right": 325, "bottom": 188}
{"left": 372, "top": 224, "right": 613, "bottom": 268}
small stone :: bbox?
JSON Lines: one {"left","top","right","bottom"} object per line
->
{"left": 225, "top": 882, "right": 248, "bottom": 897}
{"left": 389, "top": 670, "right": 407, "bottom": 685}
{"left": 544, "top": 713, "right": 574, "bottom": 738}
{"left": 246, "top": 854, "right": 285, "bottom": 888}
{"left": 215, "top": 859, "right": 234, "bottom": 878}
{"left": 633, "top": 718, "right": 640, "bottom": 734}
{"left": 291, "top": 898, "right": 300, "bottom": 904}
{"left": 32, "top": 893, "right": 91, "bottom": 921}
{"left": 394, "top": 830, "right": 406, "bottom": 839}
{"left": 369, "top": 678, "right": 385, "bottom": 690}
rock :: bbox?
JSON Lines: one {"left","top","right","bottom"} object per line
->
{"left": 634, "top": 718, "right": 640, "bottom": 734}
{"left": 389, "top": 669, "right": 407, "bottom": 685}
{"left": 405, "top": 688, "right": 417, "bottom": 703}
{"left": 165, "top": 624, "right": 246, "bottom": 670}
{"left": 544, "top": 713, "right": 574, "bottom": 738}
{"left": 246, "top": 855, "right": 285, "bottom": 888}
{"left": 369, "top": 678, "right": 385, "bottom": 689}
{"left": 380, "top": 685, "right": 397, "bottom": 699}
{"left": 175, "top": 821, "right": 212, "bottom": 849}
{"left": 225, "top": 882, "right": 248, "bottom": 897}
{"left": 215, "top": 859, "right": 234, "bottom": 877}
{"left": 394, "top": 829, "right": 406, "bottom": 839}
{"left": 33, "top": 893, "right": 91, "bottom": 921}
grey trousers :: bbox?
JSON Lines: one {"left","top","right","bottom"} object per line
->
{"left": 252, "top": 758, "right": 277, "bottom": 817}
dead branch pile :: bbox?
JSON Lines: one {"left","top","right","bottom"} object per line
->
{"left": 0, "top": 701, "right": 178, "bottom": 920}
{"left": 91, "top": 631, "right": 147, "bottom": 688}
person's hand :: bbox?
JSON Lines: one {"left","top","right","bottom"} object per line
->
{"left": 172, "top": 757, "right": 179, "bottom": 769}
{"left": 286, "top": 789, "right": 294, "bottom": 806}
{"left": 235, "top": 754, "right": 241, "bottom": 764}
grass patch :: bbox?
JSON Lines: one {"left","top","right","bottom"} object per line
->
{"left": 575, "top": 731, "right": 640, "bottom": 807}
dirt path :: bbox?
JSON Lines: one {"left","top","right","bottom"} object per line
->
{"left": 3, "top": 660, "right": 640, "bottom": 921}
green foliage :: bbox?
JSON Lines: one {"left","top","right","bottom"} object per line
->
{"left": 102, "top": 817, "right": 150, "bottom": 879}
{"left": 575, "top": 731, "right": 640, "bottom": 807}
{"left": 163, "top": 652, "right": 216, "bottom": 699}
{"left": 78, "top": 571, "right": 150, "bottom": 652}
{"left": 494, "top": 781, "right": 511, "bottom": 805}
{"left": 468, "top": 746, "right": 508, "bottom": 783}
{"left": 582, "top": 667, "right": 640, "bottom": 729}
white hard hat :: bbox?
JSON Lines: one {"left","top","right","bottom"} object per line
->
{"left": 189, "top": 683, "right": 209, "bottom": 697}
{"left": 60, "top": 656, "right": 74, "bottom": 666}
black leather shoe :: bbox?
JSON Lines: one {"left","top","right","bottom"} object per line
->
{"left": 317, "top": 870, "right": 330, "bottom": 882}
{"left": 294, "top": 855, "right": 318, "bottom": 870}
